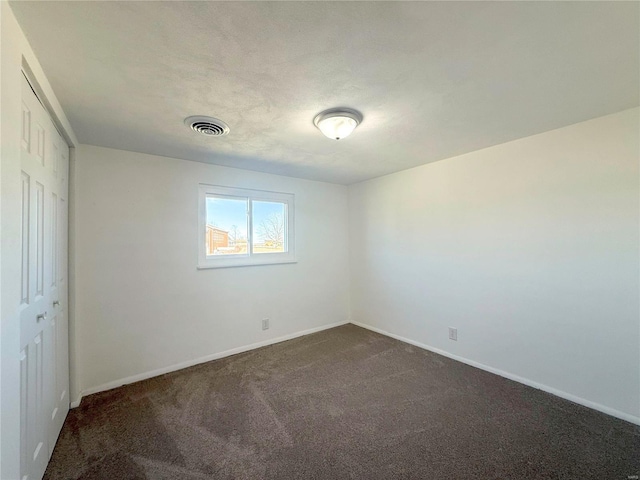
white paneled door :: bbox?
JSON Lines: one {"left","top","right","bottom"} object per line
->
{"left": 20, "top": 73, "right": 70, "bottom": 480}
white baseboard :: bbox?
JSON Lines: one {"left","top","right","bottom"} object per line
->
{"left": 350, "top": 321, "right": 640, "bottom": 427}
{"left": 70, "top": 320, "right": 349, "bottom": 408}
{"left": 70, "top": 394, "right": 82, "bottom": 409}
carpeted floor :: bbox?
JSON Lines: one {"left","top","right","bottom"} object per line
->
{"left": 45, "top": 324, "right": 639, "bottom": 479}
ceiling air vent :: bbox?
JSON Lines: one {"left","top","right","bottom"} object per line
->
{"left": 184, "top": 116, "right": 230, "bottom": 137}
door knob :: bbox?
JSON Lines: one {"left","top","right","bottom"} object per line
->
{"left": 36, "top": 312, "right": 47, "bottom": 322}
{"left": 53, "top": 300, "right": 60, "bottom": 307}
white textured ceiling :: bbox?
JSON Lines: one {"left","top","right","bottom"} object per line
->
{"left": 10, "top": 1, "right": 639, "bottom": 184}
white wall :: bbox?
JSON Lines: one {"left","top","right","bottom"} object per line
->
{"left": 72, "top": 144, "right": 350, "bottom": 398}
{"left": 349, "top": 108, "right": 640, "bottom": 423}
{"left": 1, "top": 4, "right": 78, "bottom": 478}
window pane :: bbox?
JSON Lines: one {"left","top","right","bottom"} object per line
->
{"left": 205, "top": 195, "right": 248, "bottom": 256}
{"left": 252, "top": 200, "right": 287, "bottom": 254}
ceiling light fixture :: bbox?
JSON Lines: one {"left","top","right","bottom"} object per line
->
{"left": 313, "top": 108, "right": 362, "bottom": 140}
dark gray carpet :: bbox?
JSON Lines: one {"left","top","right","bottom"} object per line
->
{"left": 45, "top": 324, "right": 639, "bottom": 479}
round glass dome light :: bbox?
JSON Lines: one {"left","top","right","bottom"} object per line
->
{"left": 313, "top": 108, "right": 363, "bottom": 140}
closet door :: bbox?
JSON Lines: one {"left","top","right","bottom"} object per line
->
{"left": 20, "top": 73, "right": 69, "bottom": 480}
{"left": 47, "top": 125, "right": 70, "bottom": 456}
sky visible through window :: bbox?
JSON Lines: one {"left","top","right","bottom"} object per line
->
{"left": 206, "top": 196, "right": 248, "bottom": 239}
{"left": 206, "top": 196, "right": 286, "bottom": 247}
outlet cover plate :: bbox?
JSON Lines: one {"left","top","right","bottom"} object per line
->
{"left": 448, "top": 327, "right": 458, "bottom": 341}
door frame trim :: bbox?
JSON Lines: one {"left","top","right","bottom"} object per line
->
{"left": 21, "top": 60, "right": 75, "bottom": 149}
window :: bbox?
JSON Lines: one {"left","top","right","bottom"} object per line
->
{"left": 198, "top": 184, "right": 295, "bottom": 268}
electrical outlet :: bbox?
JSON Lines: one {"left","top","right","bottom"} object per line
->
{"left": 262, "top": 318, "right": 269, "bottom": 331}
{"left": 448, "top": 327, "right": 458, "bottom": 341}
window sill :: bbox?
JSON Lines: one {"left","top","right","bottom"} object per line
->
{"left": 197, "top": 257, "right": 297, "bottom": 270}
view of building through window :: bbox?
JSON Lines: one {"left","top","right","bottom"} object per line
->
{"left": 206, "top": 196, "right": 287, "bottom": 256}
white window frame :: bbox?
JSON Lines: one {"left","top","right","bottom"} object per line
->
{"left": 198, "top": 184, "right": 296, "bottom": 269}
